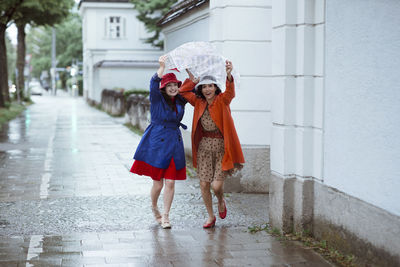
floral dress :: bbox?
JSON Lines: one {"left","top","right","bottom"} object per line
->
{"left": 197, "top": 108, "right": 226, "bottom": 182}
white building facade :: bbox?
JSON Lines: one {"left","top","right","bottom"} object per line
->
{"left": 160, "top": 0, "right": 272, "bottom": 193}
{"left": 79, "top": 0, "right": 162, "bottom": 104}
{"left": 159, "top": 0, "right": 400, "bottom": 265}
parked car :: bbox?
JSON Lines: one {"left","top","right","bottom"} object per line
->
{"left": 29, "top": 80, "right": 43, "bottom": 96}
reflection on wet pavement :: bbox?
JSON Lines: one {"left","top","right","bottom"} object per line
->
{"left": 0, "top": 93, "right": 333, "bottom": 266}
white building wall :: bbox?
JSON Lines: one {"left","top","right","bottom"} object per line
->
{"left": 271, "top": 0, "right": 325, "bottom": 180}
{"left": 79, "top": 2, "right": 161, "bottom": 104}
{"left": 161, "top": 0, "right": 273, "bottom": 192}
{"left": 210, "top": 0, "right": 272, "bottom": 147}
{"left": 324, "top": 0, "right": 400, "bottom": 216}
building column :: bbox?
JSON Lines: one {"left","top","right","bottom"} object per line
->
{"left": 270, "top": 0, "right": 325, "bottom": 233}
{"left": 209, "top": 0, "right": 273, "bottom": 193}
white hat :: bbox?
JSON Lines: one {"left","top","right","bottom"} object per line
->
{"left": 195, "top": 75, "right": 222, "bottom": 91}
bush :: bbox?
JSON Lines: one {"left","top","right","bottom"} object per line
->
{"left": 123, "top": 88, "right": 149, "bottom": 100}
{"left": 0, "top": 102, "right": 26, "bottom": 130}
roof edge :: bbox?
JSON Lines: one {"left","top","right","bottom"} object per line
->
{"left": 157, "top": 0, "right": 209, "bottom": 27}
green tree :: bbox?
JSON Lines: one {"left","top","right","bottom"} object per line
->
{"left": 0, "top": 0, "right": 25, "bottom": 107}
{"left": 26, "top": 27, "right": 51, "bottom": 79}
{"left": 130, "top": 0, "right": 177, "bottom": 48}
{"left": 5, "top": 33, "right": 16, "bottom": 84}
{"left": 14, "top": 0, "right": 73, "bottom": 101}
{"left": 27, "top": 13, "right": 82, "bottom": 88}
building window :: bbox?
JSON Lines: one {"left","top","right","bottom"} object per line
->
{"left": 104, "top": 16, "right": 126, "bottom": 39}
{"left": 109, "top": 16, "right": 121, "bottom": 38}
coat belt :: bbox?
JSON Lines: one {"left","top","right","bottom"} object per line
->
{"left": 151, "top": 120, "right": 187, "bottom": 130}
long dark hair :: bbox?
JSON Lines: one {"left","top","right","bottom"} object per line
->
{"left": 195, "top": 84, "right": 222, "bottom": 100}
{"left": 160, "top": 89, "right": 186, "bottom": 109}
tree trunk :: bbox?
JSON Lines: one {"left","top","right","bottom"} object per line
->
{"left": 0, "top": 24, "right": 8, "bottom": 107}
{"left": 16, "top": 23, "right": 26, "bottom": 102}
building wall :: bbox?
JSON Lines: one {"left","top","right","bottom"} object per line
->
{"left": 269, "top": 0, "right": 325, "bottom": 232}
{"left": 98, "top": 67, "right": 153, "bottom": 91}
{"left": 323, "top": 0, "right": 400, "bottom": 217}
{"left": 208, "top": 0, "right": 272, "bottom": 192}
{"left": 80, "top": 2, "right": 161, "bottom": 104}
{"left": 161, "top": 3, "right": 210, "bottom": 160}
{"left": 210, "top": 0, "right": 272, "bottom": 147}
{"left": 270, "top": 0, "right": 324, "bottom": 180}
{"left": 269, "top": 0, "right": 400, "bottom": 264}
{"left": 160, "top": 1, "right": 272, "bottom": 192}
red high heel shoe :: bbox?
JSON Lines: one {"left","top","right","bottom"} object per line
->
{"left": 203, "top": 216, "right": 216, "bottom": 228}
{"left": 219, "top": 199, "right": 227, "bottom": 219}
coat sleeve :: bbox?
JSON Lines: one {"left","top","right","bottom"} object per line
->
{"left": 221, "top": 76, "right": 235, "bottom": 105}
{"left": 149, "top": 73, "right": 162, "bottom": 102}
{"left": 179, "top": 78, "right": 197, "bottom": 106}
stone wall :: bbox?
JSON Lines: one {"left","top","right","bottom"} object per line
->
{"left": 225, "top": 146, "right": 270, "bottom": 193}
{"left": 100, "top": 89, "right": 125, "bottom": 116}
{"left": 124, "top": 94, "right": 150, "bottom": 132}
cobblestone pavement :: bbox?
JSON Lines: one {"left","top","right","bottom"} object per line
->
{"left": 0, "top": 93, "right": 333, "bottom": 266}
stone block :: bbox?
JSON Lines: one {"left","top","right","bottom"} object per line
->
{"left": 295, "top": 127, "right": 313, "bottom": 177}
{"left": 296, "top": 25, "right": 315, "bottom": 76}
{"left": 314, "top": 0, "right": 325, "bottom": 24}
{"left": 271, "top": 125, "right": 295, "bottom": 175}
{"left": 295, "top": 77, "right": 314, "bottom": 127}
{"left": 313, "top": 77, "right": 324, "bottom": 129}
{"left": 239, "top": 146, "right": 270, "bottom": 193}
{"left": 296, "top": 0, "right": 315, "bottom": 24}
{"left": 218, "top": 41, "right": 272, "bottom": 76}
{"left": 231, "top": 111, "right": 271, "bottom": 146}
{"left": 312, "top": 129, "right": 323, "bottom": 180}
{"left": 209, "top": 6, "right": 223, "bottom": 42}
{"left": 214, "top": 7, "right": 272, "bottom": 41}
{"left": 268, "top": 173, "right": 295, "bottom": 233}
{"left": 230, "top": 77, "right": 272, "bottom": 111}
{"left": 314, "top": 24, "right": 324, "bottom": 76}
{"left": 293, "top": 178, "right": 314, "bottom": 232}
{"left": 271, "top": 77, "right": 296, "bottom": 125}
{"left": 272, "top": 0, "right": 297, "bottom": 27}
{"left": 272, "top": 27, "right": 296, "bottom": 75}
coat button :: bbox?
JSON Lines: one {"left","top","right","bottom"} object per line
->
{"left": 161, "top": 138, "right": 164, "bottom": 141}
{"left": 164, "top": 126, "right": 166, "bottom": 129}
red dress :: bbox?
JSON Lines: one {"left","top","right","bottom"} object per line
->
{"left": 130, "top": 97, "right": 187, "bottom": 181}
{"left": 130, "top": 158, "right": 186, "bottom": 181}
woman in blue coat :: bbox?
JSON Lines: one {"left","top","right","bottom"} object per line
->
{"left": 130, "top": 55, "right": 187, "bottom": 229}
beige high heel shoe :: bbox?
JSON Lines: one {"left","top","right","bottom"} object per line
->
{"left": 161, "top": 213, "right": 171, "bottom": 229}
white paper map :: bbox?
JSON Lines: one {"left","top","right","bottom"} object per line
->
{"left": 165, "top": 42, "right": 240, "bottom": 90}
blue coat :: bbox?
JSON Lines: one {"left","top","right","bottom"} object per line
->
{"left": 133, "top": 73, "right": 187, "bottom": 170}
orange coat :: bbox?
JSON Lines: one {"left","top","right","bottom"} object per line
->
{"left": 179, "top": 78, "right": 245, "bottom": 171}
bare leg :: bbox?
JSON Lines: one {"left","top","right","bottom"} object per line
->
{"left": 151, "top": 179, "right": 163, "bottom": 223}
{"left": 200, "top": 180, "right": 215, "bottom": 223}
{"left": 212, "top": 180, "right": 225, "bottom": 213}
{"left": 161, "top": 179, "right": 175, "bottom": 228}
{"left": 163, "top": 179, "right": 175, "bottom": 216}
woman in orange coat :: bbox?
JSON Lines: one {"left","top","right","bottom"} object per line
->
{"left": 180, "top": 60, "right": 244, "bottom": 228}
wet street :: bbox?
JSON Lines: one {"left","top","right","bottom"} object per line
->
{"left": 0, "top": 93, "right": 333, "bottom": 266}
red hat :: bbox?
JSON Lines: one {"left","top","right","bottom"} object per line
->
{"left": 160, "top": 73, "right": 182, "bottom": 89}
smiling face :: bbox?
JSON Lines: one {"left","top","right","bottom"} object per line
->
{"left": 201, "top": 83, "right": 217, "bottom": 102}
{"left": 165, "top": 82, "right": 179, "bottom": 97}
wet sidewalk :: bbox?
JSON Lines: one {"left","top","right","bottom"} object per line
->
{"left": 0, "top": 93, "right": 333, "bottom": 266}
